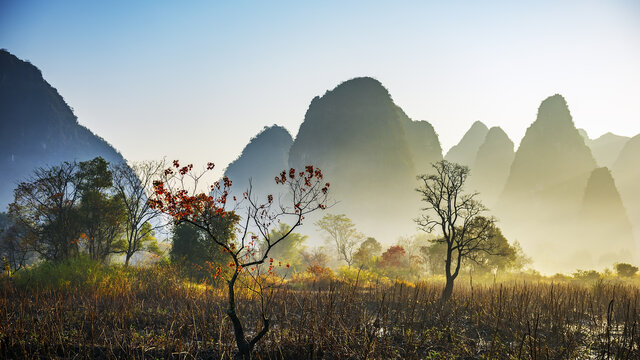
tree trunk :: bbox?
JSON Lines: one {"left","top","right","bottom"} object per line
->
{"left": 227, "top": 272, "right": 258, "bottom": 360}
{"left": 442, "top": 274, "right": 454, "bottom": 302}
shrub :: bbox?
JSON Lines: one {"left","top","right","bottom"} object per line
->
{"left": 615, "top": 263, "right": 639, "bottom": 278}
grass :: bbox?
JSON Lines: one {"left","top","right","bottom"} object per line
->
{"left": 1, "top": 261, "right": 639, "bottom": 359}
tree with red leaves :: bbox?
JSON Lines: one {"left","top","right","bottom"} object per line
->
{"left": 149, "top": 161, "right": 330, "bottom": 359}
{"left": 380, "top": 245, "right": 409, "bottom": 268}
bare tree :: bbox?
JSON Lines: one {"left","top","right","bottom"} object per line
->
{"left": 315, "top": 213, "right": 364, "bottom": 268}
{"left": 111, "top": 161, "right": 166, "bottom": 266}
{"left": 416, "top": 160, "right": 501, "bottom": 301}
{"left": 150, "top": 162, "right": 330, "bottom": 359}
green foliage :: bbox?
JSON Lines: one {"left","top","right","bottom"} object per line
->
{"left": 615, "top": 263, "right": 639, "bottom": 278}
{"left": 265, "top": 223, "right": 307, "bottom": 272}
{"left": 78, "top": 189, "right": 126, "bottom": 262}
{"left": 466, "top": 224, "right": 516, "bottom": 274}
{"left": 170, "top": 213, "right": 238, "bottom": 279}
{"left": 353, "top": 237, "right": 381, "bottom": 269}
{"left": 421, "top": 241, "right": 447, "bottom": 275}
{"left": 9, "top": 157, "right": 128, "bottom": 263}
{"left": 316, "top": 213, "right": 364, "bottom": 267}
{"left": 11, "top": 256, "right": 123, "bottom": 290}
{"left": 572, "top": 269, "right": 601, "bottom": 282}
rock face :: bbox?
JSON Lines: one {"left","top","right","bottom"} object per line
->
{"left": 444, "top": 121, "right": 489, "bottom": 166}
{"left": 580, "top": 130, "right": 630, "bottom": 168}
{"left": 468, "top": 126, "right": 514, "bottom": 208}
{"left": 498, "top": 94, "right": 599, "bottom": 272}
{"left": 612, "top": 134, "right": 640, "bottom": 235}
{"left": 223, "top": 125, "right": 293, "bottom": 201}
{"left": 577, "top": 167, "right": 634, "bottom": 267}
{"left": 400, "top": 118, "right": 443, "bottom": 175}
{"left": 0, "top": 49, "right": 126, "bottom": 209}
{"left": 288, "top": 77, "right": 422, "bottom": 240}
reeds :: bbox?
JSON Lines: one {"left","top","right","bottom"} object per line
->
{"left": 1, "top": 266, "right": 638, "bottom": 359}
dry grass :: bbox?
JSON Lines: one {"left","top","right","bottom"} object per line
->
{"left": 1, "top": 265, "right": 639, "bottom": 359}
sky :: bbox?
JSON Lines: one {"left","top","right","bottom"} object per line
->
{"left": 1, "top": 0, "right": 639, "bottom": 176}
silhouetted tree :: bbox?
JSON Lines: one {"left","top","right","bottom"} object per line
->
{"left": 416, "top": 160, "right": 502, "bottom": 301}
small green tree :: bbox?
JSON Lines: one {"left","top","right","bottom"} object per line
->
{"left": 316, "top": 214, "right": 364, "bottom": 267}
{"left": 170, "top": 212, "right": 239, "bottom": 277}
{"left": 353, "top": 237, "right": 382, "bottom": 269}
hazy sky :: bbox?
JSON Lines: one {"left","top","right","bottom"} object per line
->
{"left": 1, "top": 0, "right": 639, "bottom": 175}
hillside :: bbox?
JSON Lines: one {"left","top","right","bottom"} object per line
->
{"left": 0, "top": 50, "right": 126, "bottom": 209}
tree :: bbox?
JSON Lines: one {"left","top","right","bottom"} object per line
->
{"left": 380, "top": 245, "right": 409, "bottom": 268}
{"left": 398, "top": 233, "right": 432, "bottom": 272}
{"left": 10, "top": 161, "right": 84, "bottom": 261}
{"left": 614, "top": 263, "right": 639, "bottom": 278}
{"left": 300, "top": 246, "right": 330, "bottom": 268}
{"left": 76, "top": 157, "right": 126, "bottom": 262}
{"left": 111, "top": 161, "right": 166, "bottom": 266}
{"left": 78, "top": 192, "right": 125, "bottom": 262}
{"left": 150, "top": 161, "right": 330, "bottom": 359}
{"left": 416, "top": 160, "right": 503, "bottom": 301}
{"left": 315, "top": 214, "right": 364, "bottom": 267}
{"left": 170, "top": 222, "right": 207, "bottom": 263}
{"left": 9, "top": 157, "right": 135, "bottom": 263}
{"left": 170, "top": 212, "right": 239, "bottom": 278}
{"left": 265, "top": 223, "right": 307, "bottom": 272}
{"left": 0, "top": 212, "right": 32, "bottom": 273}
{"left": 353, "top": 237, "right": 382, "bottom": 269}
{"left": 420, "top": 241, "right": 447, "bottom": 275}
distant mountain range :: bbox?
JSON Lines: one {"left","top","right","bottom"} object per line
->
{"left": 0, "top": 49, "right": 126, "bottom": 208}
{"left": 2, "top": 50, "right": 638, "bottom": 273}
{"left": 226, "top": 84, "right": 638, "bottom": 272}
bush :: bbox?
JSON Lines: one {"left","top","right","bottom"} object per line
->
{"left": 572, "top": 269, "right": 601, "bottom": 283}
{"left": 615, "top": 263, "right": 639, "bottom": 278}
{"left": 11, "top": 256, "right": 118, "bottom": 290}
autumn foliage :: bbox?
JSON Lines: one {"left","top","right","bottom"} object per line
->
{"left": 148, "top": 160, "right": 330, "bottom": 359}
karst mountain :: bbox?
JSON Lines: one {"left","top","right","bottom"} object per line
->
{"left": 0, "top": 50, "right": 126, "bottom": 209}
{"left": 444, "top": 120, "right": 489, "bottom": 166}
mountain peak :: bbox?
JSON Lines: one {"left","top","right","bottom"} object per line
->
{"left": 321, "top": 77, "right": 392, "bottom": 104}
{"left": 224, "top": 125, "right": 293, "bottom": 199}
{"left": 536, "top": 94, "right": 574, "bottom": 128}
{"left": 469, "top": 126, "right": 514, "bottom": 206}
{"left": 289, "top": 77, "right": 418, "bottom": 240}
{"left": 444, "top": 120, "right": 489, "bottom": 166}
{"left": 471, "top": 120, "right": 488, "bottom": 131}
